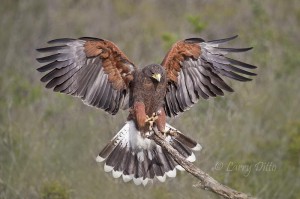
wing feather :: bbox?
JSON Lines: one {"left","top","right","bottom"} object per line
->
{"left": 162, "top": 36, "right": 256, "bottom": 117}
{"left": 36, "top": 37, "right": 136, "bottom": 115}
{"left": 206, "top": 35, "right": 238, "bottom": 44}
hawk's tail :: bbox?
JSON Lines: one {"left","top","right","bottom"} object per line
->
{"left": 96, "top": 120, "right": 202, "bottom": 186}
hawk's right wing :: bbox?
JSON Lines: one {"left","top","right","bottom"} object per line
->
{"left": 36, "top": 37, "right": 136, "bottom": 115}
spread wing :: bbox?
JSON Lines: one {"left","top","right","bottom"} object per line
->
{"left": 161, "top": 35, "right": 257, "bottom": 117}
{"left": 36, "top": 37, "right": 136, "bottom": 115}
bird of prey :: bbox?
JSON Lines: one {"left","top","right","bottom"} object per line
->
{"left": 36, "top": 35, "right": 256, "bottom": 186}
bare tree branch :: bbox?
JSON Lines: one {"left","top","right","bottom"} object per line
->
{"left": 151, "top": 131, "right": 256, "bottom": 199}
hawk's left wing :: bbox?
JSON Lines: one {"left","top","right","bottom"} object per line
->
{"left": 161, "top": 35, "right": 257, "bottom": 117}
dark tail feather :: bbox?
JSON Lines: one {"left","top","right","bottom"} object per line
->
{"left": 96, "top": 121, "right": 202, "bottom": 186}
{"left": 167, "top": 124, "right": 202, "bottom": 151}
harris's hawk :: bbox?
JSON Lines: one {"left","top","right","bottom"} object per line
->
{"left": 36, "top": 35, "right": 256, "bottom": 186}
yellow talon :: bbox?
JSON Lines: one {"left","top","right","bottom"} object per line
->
{"left": 145, "top": 112, "right": 158, "bottom": 130}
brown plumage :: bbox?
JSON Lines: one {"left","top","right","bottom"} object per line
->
{"left": 36, "top": 35, "right": 256, "bottom": 186}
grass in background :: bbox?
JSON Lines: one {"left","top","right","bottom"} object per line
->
{"left": 0, "top": 0, "right": 299, "bottom": 199}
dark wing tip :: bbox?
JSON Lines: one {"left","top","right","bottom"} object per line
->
{"left": 78, "top": 37, "right": 104, "bottom": 41}
{"left": 228, "top": 87, "right": 234, "bottom": 92}
{"left": 40, "top": 76, "right": 48, "bottom": 83}
{"left": 36, "top": 47, "right": 47, "bottom": 52}
{"left": 36, "top": 53, "right": 60, "bottom": 63}
{"left": 241, "top": 46, "right": 253, "bottom": 51}
{"left": 47, "top": 38, "right": 76, "bottom": 44}
{"left": 214, "top": 47, "right": 253, "bottom": 53}
{"left": 243, "top": 71, "right": 257, "bottom": 76}
{"left": 234, "top": 76, "right": 253, "bottom": 82}
{"left": 226, "top": 57, "right": 257, "bottom": 69}
{"left": 36, "top": 45, "right": 67, "bottom": 53}
{"left": 36, "top": 66, "right": 45, "bottom": 72}
{"left": 36, "top": 57, "right": 47, "bottom": 63}
{"left": 207, "top": 35, "right": 238, "bottom": 44}
{"left": 234, "top": 68, "right": 257, "bottom": 76}
{"left": 183, "top": 35, "right": 239, "bottom": 44}
{"left": 184, "top": 37, "right": 205, "bottom": 43}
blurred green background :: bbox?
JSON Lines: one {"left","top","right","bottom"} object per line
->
{"left": 0, "top": 0, "right": 299, "bottom": 198}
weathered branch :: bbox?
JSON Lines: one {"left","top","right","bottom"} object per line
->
{"left": 151, "top": 131, "right": 255, "bottom": 199}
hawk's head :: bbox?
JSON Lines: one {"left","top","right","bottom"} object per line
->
{"left": 143, "top": 64, "right": 166, "bottom": 83}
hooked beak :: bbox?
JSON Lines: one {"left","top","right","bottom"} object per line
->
{"left": 152, "top": 73, "right": 161, "bottom": 82}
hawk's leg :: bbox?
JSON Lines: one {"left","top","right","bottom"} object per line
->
{"left": 133, "top": 102, "right": 148, "bottom": 131}
{"left": 154, "top": 107, "right": 168, "bottom": 138}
